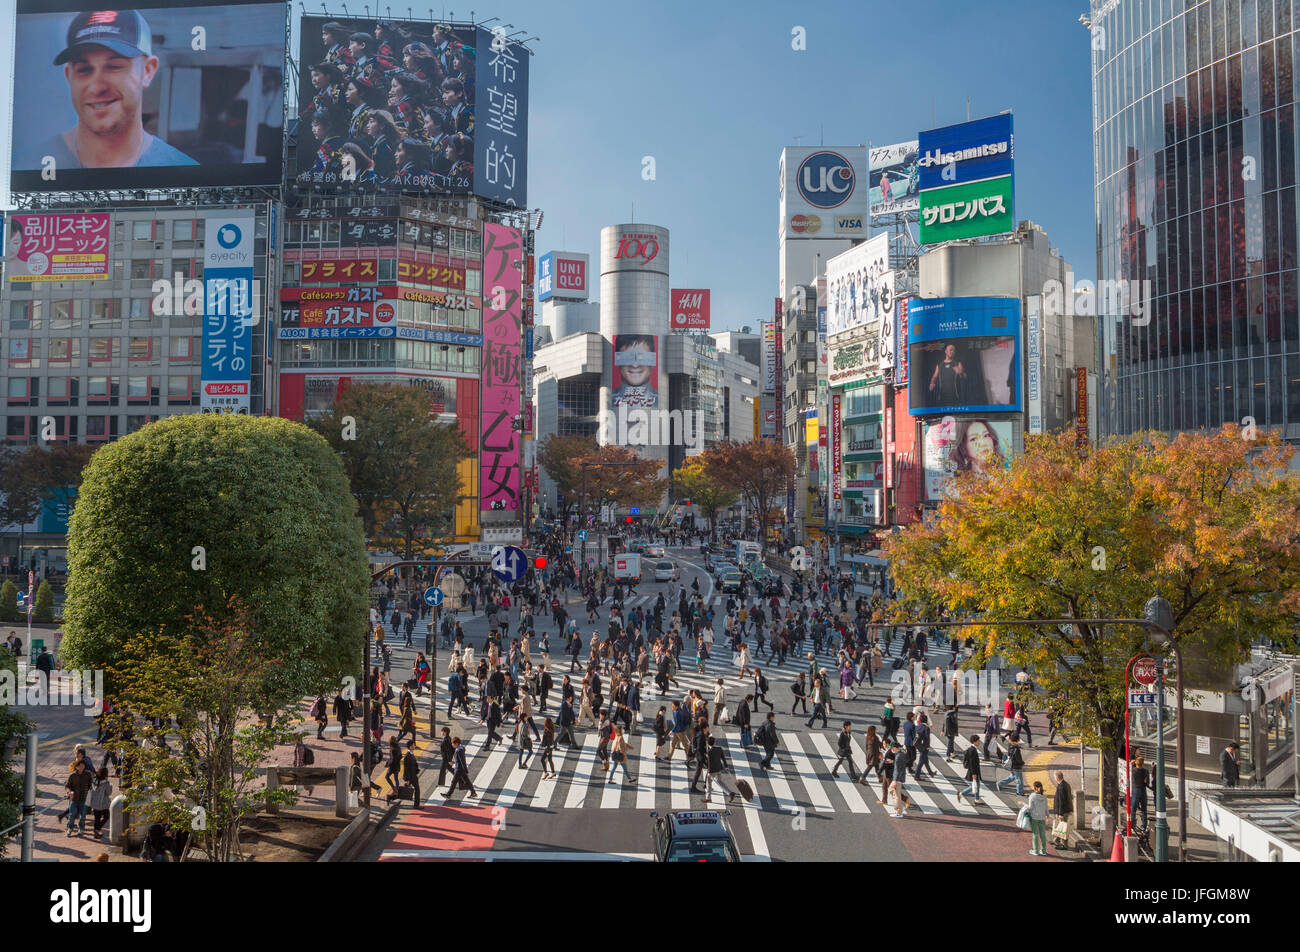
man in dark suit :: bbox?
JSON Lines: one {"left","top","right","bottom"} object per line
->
{"left": 436, "top": 727, "right": 454, "bottom": 788}
{"left": 443, "top": 736, "right": 477, "bottom": 799}
{"left": 401, "top": 740, "right": 421, "bottom": 806}
{"left": 1220, "top": 742, "right": 1241, "bottom": 787}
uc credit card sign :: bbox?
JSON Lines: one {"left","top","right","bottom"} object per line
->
{"left": 202, "top": 213, "right": 256, "bottom": 413}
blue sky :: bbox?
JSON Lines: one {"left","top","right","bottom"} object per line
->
{"left": 0, "top": 0, "right": 1099, "bottom": 329}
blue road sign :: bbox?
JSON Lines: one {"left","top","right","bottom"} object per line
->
{"left": 630, "top": 506, "right": 640, "bottom": 515}
{"left": 423, "top": 587, "right": 444, "bottom": 607}
{"left": 576, "top": 530, "right": 587, "bottom": 541}
{"left": 491, "top": 545, "right": 528, "bottom": 583}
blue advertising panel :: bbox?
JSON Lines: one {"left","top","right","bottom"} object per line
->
{"left": 537, "top": 251, "right": 555, "bottom": 301}
{"left": 908, "top": 297, "right": 1020, "bottom": 415}
{"left": 202, "top": 212, "right": 256, "bottom": 413}
{"left": 474, "top": 26, "right": 529, "bottom": 207}
{"left": 917, "top": 114, "right": 1014, "bottom": 191}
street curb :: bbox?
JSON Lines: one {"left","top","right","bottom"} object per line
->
{"left": 318, "top": 801, "right": 399, "bottom": 862}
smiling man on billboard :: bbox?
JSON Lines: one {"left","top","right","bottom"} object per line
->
{"left": 41, "top": 9, "right": 197, "bottom": 169}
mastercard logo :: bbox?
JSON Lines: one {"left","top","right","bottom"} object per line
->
{"left": 790, "top": 214, "right": 821, "bottom": 234}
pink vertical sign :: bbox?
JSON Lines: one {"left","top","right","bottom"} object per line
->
{"left": 480, "top": 223, "right": 523, "bottom": 512}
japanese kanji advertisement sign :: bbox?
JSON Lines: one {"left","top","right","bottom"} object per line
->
{"left": 474, "top": 26, "right": 530, "bottom": 206}
{"left": 917, "top": 113, "right": 1015, "bottom": 244}
{"left": 6, "top": 213, "right": 109, "bottom": 281}
{"left": 201, "top": 212, "right": 255, "bottom": 414}
{"left": 480, "top": 222, "right": 523, "bottom": 513}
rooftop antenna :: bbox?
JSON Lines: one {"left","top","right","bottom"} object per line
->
{"left": 967, "top": 96, "right": 971, "bottom": 120}
{"left": 820, "top": 124, "right": 823, "bottom": 145}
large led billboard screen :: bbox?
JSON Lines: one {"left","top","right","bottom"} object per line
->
{"left": 908, "top": 296, "right": 1021, "bottom": 415}
{"left": 292, "top": 17, "right": 528, "bottom": 205}
{"left": 11, "top": 1, "right": 287, "bottom": 192}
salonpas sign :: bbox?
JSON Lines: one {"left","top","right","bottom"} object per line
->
{"left": 917, "top": 113, "right": 1015, "bottom": 244}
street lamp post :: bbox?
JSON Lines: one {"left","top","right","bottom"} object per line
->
{"left": 1143, "top": 595, "right": 1185, "bottom": 863}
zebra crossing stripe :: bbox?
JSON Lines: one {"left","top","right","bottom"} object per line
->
{"left": 636, "top": 736, "right": 657, "bottom": 810}
{"left": 921, "top": 762, "right": 980, "bottom": 816}
{"left": 600, "top": 754, "right": 626, "bottom": 808}
{"left": 669, "top": 753, "right": 690, "bottom": 810}
{"left": 781, "top": 732, "right": 834, "bottom": 811}
{"left": 757, "top": 750, "right": 802, "bottom": 815}
{"left": 806, "top": 732, "right": 872, "bottom": 814}
{"left": 563, "top": 738, "right": 601, "bottom": 809}
{"left": 721, "top": 735, "right": 771, "bottom": 861}
{"left": 494, "top": 748, "right": 532, "bottom": 811}
{"left": 474, "top": 743, "right": 514, "bottom": 808}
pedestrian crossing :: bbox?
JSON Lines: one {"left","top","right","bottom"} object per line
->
{"left": 425, "top": 723, "right": 1026, "bottom": 820}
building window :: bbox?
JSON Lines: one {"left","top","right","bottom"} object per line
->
{"left": 88, "top": 338, "right": 117, "bottom": 364}
{"left": 87, "top": 376, "right": 118, "bottom": 404}
{"left": 131, "top": 260, "right": 151, "bottom": 280}
{"left": 127, "top": 375, "right": 150, "bottom": 400}
{"left": 168, "top": 375, "right": 192, "bottom": 402}
{"left": 89, "top": 300, "right": 116, "bottom": 327}
{"left": 173, "top": 220, "right": 195, "bottom": 241}
{"left": 48, "top": 339, "right": 78, "bottom": 363}
{"left": 7, "top": 377, "right": 29, "bottom": 399}
{"left": 85, "top": 416, "right": 109, "bottom": 439}
{"left": 128, "top": 336, "right": 159, "bottom": 362}
{"left": 130, "top": 298, "right": 151, "bottom": 321}
{"left": 50, "top": 300, "right": 73, "bottom": 330}
{"left": 6, "top": 416, "right": 26, "bottom": 439}
{"left": 169, "top": 336, "right": 194, "bottom": 361}
{"left": 126, "top": 415, "right": 151, "bottom": 433}
{"left": 132, "top": 221, "right": 152, "bottom": 240}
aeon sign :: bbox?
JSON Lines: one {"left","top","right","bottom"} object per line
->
{"left": 615, "top": 233, "right": 660, "bottom": 266}
{"left": 797, "top": 151, "right": 856, "bottom": 210}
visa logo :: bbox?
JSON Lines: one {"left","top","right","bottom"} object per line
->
{"left": 836, "top": 216, "right": 864, "bottom": 230}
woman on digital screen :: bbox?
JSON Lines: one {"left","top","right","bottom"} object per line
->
{"left": 950, "top": 420, "right": 1006, "bottom": 476}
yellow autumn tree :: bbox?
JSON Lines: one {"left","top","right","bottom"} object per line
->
{"left": 884, "top": 425, "right": 1300, "bottom": 818}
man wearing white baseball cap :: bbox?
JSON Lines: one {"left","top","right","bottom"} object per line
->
{"left": 36, "top": 9, "right": 197, "bottom": 169}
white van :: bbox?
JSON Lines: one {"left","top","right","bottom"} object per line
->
{"left": 654, "top": 560, "right": 679, "bottom": 582}
{"left": 613, "top": 553, "right": 642, "bottom": 582}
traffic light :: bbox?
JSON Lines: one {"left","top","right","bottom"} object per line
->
{"left": 533, "top": 556, "right": 548, "bottom": 569}
{"left": 625, "top": 516, "right": 633, "bottom": 523}
{"left": 684, "top": 500, "right": 691, "bottom": 507}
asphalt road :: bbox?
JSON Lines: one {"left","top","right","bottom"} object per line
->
{"left": 365, "top": 545, "right": 1068, "bottom": 863}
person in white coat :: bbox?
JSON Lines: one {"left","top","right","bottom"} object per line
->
{"left": 712, "top": 678, "right": 729, "bottom": 724}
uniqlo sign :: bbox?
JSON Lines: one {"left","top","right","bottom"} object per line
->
{"left": 538, "top": 251, "right": 589, "bottom": 301}
{"left": 670, "top": 289, "right": 711, "bottom": 330}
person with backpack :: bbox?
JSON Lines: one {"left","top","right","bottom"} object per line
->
{"left": 310, "top": 694, "right": 328, "bottom": 739}
{"left": 1026, "top": 780, "right": 1050, "bottom": 855}
{"left": 790, "top": 672, "right": 809, "bottom": 715}
{"left": 912, "top": 713, "right": 937, "bottom": 780}
{"left": 996, "top": 735, "right": 1027, "bottom": 797}
{"left": 956, "top": 734, "right": 984, "bottom": 803}
{"left": 942, "top": 703, "right": 960, "bottom": 761}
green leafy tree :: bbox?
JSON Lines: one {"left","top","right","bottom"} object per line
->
{"left": 60, "top": 414, "right": 370, "bottom": 706}
{"left": 308, "top": 383, "right": 469, "bottom": 558}
{"left": 0, "top": 644, "right": 30, "bottom": 857}
{"left": 107, "top": 600, "right": 301, "bottom": 862}
{"left": 0, "top": 445, "right": 45, "bottom": 571}
{"left": 0, "top": 581, "right": 16, "bottom": 624}
{"left": 32, "top": 580, "right": 53, "bottom": 624}
{"left": 884, "top": 427, "right": 1300, "bottom": 819}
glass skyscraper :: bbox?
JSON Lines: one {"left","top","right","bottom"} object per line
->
{"left": 1091, "top": 0, "right": 1299, "bottom": 437}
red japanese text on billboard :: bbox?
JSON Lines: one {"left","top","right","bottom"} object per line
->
{"left": 6, "top": 213, "right": 109, "bottom": 281}
{"left": 480, "top": 223, "right": 523, "bottom": 513}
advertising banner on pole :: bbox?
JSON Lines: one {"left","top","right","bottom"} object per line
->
{"left": 480, "top": 223, "right": 523, "bottom": 513}
{"left": 825, "top": 233, "right": 891, "bottom": 338}
{"left": 1027, "top": 295, "right": 1043, "bottom": 434}
{"left": 670, "top": 289, "right": 710, "bottom": 330}
{"left": 201, "top": 211, "right": 255, "bottom": 413}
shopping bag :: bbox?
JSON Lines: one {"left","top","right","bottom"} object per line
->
{"left": 1052, "top": 818, "right": 1069, "bottom": 839}
{"left": 1015, "top": 804, "right": 1031, "bottom": 830}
